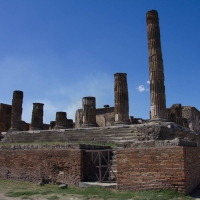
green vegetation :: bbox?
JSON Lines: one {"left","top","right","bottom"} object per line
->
{"left": 0, "top": 178, "right": 194, "bottom": 200}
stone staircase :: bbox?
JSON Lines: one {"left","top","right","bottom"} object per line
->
{"left": 1, "top": 126, "right": 139, "bottom": 147}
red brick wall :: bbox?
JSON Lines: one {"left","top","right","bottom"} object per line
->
{"left": 0, "top": 149, "right": 84, "bottom": 186}
{"left": 185, "top": 147, "right": 200, "bottom": 194}
{"left": 117, "top": 147, "right": 186, "bottom": 193}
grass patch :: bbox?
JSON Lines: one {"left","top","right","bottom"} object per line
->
{"left": 0, "top": 178, "right": 194, "bottom": 200}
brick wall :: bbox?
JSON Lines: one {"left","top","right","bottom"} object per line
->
{"left": 0, "top": 149, "right": 84, "bottom": 186}
{"left": 117, "top": 147, "right": 186, "bottom": 192}
{"left": 117, "top": 146, "right": 200, "bottom": 194}
{"left": 185, "top": 147, "right": 200, "bottom": 194}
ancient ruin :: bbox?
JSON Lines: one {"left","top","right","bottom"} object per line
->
{"left": 146, "top": 10, "right": 167, "bottom": 121}
{"left": 0, "top": 10, "right": 200, "bottom": 195}
{"left": 9, "top": 90, "right": 23, "bottom": 131}
{"left": 114, "top": 73, "right": 129, "bottom": 125}
{"left": 81, "top": 97, "right": 98, "bottom": 128}
{"left": 30, "top": 103, "right": 44, "bottom": 130}
{"left": 54, "top": 112, "right": 67, "bottom": 129}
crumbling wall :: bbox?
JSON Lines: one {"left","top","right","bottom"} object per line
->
{"left": 167, "top": 104, "right": 182, "bottom": 126}
{"left": 0, "top": 103, "right": 12, "bottom": 133}
{"left": 0, "top": 147, "right": 84, "bottom": 186}
{"left": 96, "top": 107, "right": 114, "bottom": 127}
{"left": 75, "top": 107, "right": 115, "bottom": 128}
{"left": 182, "top": 106, "right": 200, "bottom": 133}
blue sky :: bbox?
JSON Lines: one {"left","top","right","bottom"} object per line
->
{"left": 0, "top": 0, "right": 199, "bottom": 124}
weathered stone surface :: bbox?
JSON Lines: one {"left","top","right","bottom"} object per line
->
{"left": 67, "top": 119, "right": 74, "bottom": 128}
{"left": 123, "top": 138, "right": 197, "bottom": 148}
{"left": 182, "top": 106, "right": 200, "bottom": 133}
{"left": 75, "top": 106, "right": 115, "bottom": 128}
{"left": 81, "top": 97, "right": 98, "bottom": 128}
{"left": 0, "top": 103, "right": 12, "bottom": 133}
{"left": 146, "top": 10, "right": 167, "bottom": 121}
{"left": 49, "top": 121, "right": 55, "bottom": 129}
{"left": 30, "top": 103, "right": 44, "bottom": 130}
{"left": 114, "top": 73, "right": 129, "bottom": 125}
{"left": 96, "top": 107, "right": 115, "bottom": 127}
{"left": 54, "top": 112, "right": 67, "bottom": 129}
{"left": 10, "top": 91, "right": 23, "bottom": 131}
{"left": 167, "top": 104, "right": 183, "bottom": 125}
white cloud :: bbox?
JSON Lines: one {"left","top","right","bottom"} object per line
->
{"left": 147, "top": 80, "right": 150, "bottom": 84}
{"left": 136, "top": 85, "right": 149, "bottom": 92}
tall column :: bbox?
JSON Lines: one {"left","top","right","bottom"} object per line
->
{"left": 146, "top": 10, "right": 167, "bottom": 121}
{"left": 10, "top": 90, "right": 23, "bottom": 131}
{"left": 114, "top": 73, "right": 129, "bottom": 125}
{"left": 30, "top": 103, "right": 44, "bottom": 130}
{"left": 81, "top": 97, "right": 98, "bottom": 128}
{"left": 54, "top": 112, "right": 67, "bottom": 129}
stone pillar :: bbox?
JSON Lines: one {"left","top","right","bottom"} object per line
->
{"left": 54, "top": 112, "right": 67, "bottom": 129}
{"left": 114, "top": 73, "right": 129, "bottom": 125}
{"left": 49, "top": 121, "right": 55, "bottom": 130}
{"left": 10, "top": 90, "right": 23, "bottom": 131}
{"left": 146, "top": 10, "right": 167, "bottom": 121}
{"left": 67, "top": 119, "right": 73, "bottom": 128}
{"left": 81, "top": 97, "right": 98, "bottom": 127}
{"left": 30, "top": 103, "right": 44, "bottom": 130}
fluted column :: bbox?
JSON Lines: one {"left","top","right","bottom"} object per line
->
{"left": 30, "top": 103, "right": 44, "bottom": 130}
{"left": 114, "top": 73, "right": 129, "bottom": 125}
{"left": 146, "top": 10, "right": 167, "bottom": 121}
{"left": 10, "top": 90, "right": 23, "bottom": 131}
{"left": 81, "top": 97, "right": 98, "bottom": 127}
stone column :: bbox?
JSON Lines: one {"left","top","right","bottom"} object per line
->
{"left": 67, "top": 119, "right": 73, "bottom": 128}
{"left": 30, "top": 103, "right": 44, "bottom": 130}
{"left": 81, "top": 97, "right": 98, "bottom": 127}
{"left": 49, "top": 121, "right": 55, "bottom": 130}
{"left": 54, "top": 112, "right": 67, "bottom": 129}
{"left": 114, "top": 73, "right": 129, "bottom": 125}
{"left": 10, "top": 90, "right": 23, "bottom": 131}
{"left": 146, "top": 10, "right": 167, "bottom": 121}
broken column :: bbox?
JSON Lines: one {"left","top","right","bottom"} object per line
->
{"left": 10, "top": 90, "right": 23, "bottom": 131}
{"left": 67, "top": 119, "right": 73, "bottom": 128}
{"left": 30, "top": 103, "right": 44, "bottom": 130}
{"left": 81, "top": 97, "right": 98, "bottom": 127}
{"left": 49, "top": 121, "right": 55, "bottom": 130}
{"left": 114, "top": 73, "right": 129, "bottom": 125}
{"left": 146, "top": 10, "right": 167, "bottom": 121}
{"left": 54, "top": 112, "right": 67, "bottom": 129}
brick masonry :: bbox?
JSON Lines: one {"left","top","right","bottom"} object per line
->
{"left": 0, "top": 148, "right": 84, "bottom": 186}
{"left": 116, "top": 146, "right": 200, "bottom": 194}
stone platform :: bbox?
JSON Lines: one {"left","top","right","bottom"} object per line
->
{"left": 1, "top": 122, "right": 200, "bottom": 147}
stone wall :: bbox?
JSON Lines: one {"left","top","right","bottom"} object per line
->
{"left": 75, "top": 107, "right": 115, "bottom": 128}
{"left": 96, "top": 107, "right": 114, "bottom": 127}
{"left": 0, "top": 103, "right": 12, "bottom": 133}
{"left": 182, "top": 106, "right": 200, "bottom": 133}
{"left": 116, "top": 146, "right": 200, "bottom": 194}
{"left": 0, "top": 148, "right": 84, "bottom": 186}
